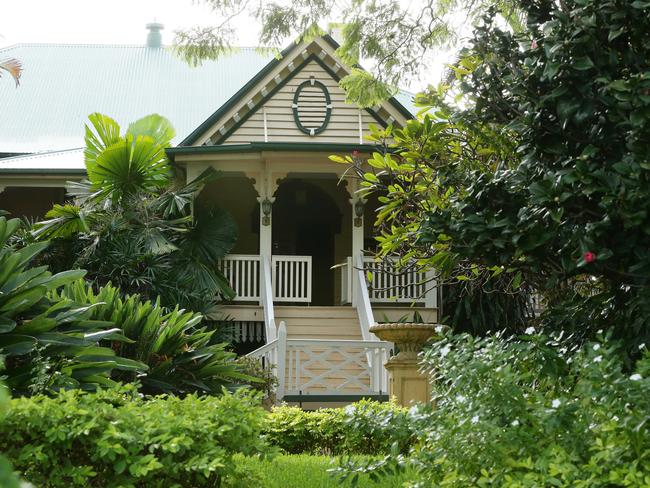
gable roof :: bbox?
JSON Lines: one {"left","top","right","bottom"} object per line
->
{"left": 181, "top": 34, "right": 414, "bottom": 147}
{"left": 0, "top": 38, "right": 417, "bottom": 156}
{"left": 0, "top": 44, "right": 270, "bottom": 153}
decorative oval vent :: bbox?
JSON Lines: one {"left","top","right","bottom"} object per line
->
{"left": 292, "top": 78, "right": 332, "bottom": 136}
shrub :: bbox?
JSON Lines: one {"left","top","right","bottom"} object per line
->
{"left": 264, "top": 400, "right": 415, "bottom": 455}
{"left": 0, "top": 216, "right": 144, "bottom": 395}
{"left": 339, "top": 332, "right": 650, "bottom": 487}
{"left": 53, "top": 280, "right": 251, "bottom": 396}
{"left": 32, "top": 113, "right": 238, "bottom": 314}
{"left": 0, "top": 384, "right": 272, "bottom": 487}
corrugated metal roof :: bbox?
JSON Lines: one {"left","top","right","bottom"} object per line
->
{"left": 0, "top": 44, "right": 271, "bottom": 153}
{"left": 0, "top": 148, "right": 84, "bottom": 172}
{"left": 0, "top": 42, "right": 417, "bottom": 154}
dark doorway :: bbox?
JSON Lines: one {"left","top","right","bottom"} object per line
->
{"left": 272, "top": 179, "right": 342, "bottom": 305}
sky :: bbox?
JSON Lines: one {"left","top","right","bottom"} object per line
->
{"left": 0, "top": 0, "right": 454, "bottom": 91}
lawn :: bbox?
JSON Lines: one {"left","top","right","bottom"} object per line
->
{"left": 239, "top": 454, "right": 416, "bottom": 487}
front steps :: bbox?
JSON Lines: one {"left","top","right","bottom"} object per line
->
{"left": 274, "top": 306, "right": 362, "bottom": 340}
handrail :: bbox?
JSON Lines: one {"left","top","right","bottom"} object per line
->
{"left": 260, "top": 255, "right": 277, "bottom": 342}
{"left": 354, "top": 254, "right": 377, "bottom": 342}
{"left": 247, "top": 338, "right": 279, "bottom": 358}
{"left": 287, "top": 338, "right": 391, "bottom": 347}
{"left": 276, "top": 321, "right": 287, "bottom": 400}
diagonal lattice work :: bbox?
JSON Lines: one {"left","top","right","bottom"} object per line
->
{"left": 284, "top": 340, "right": 390, "bottom": 395}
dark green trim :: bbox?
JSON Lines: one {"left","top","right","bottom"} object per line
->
{"left": 167, "top": 142, "right": 382, "bottom": 158}
{"left": 0, "top": 168, "right": 85, "bottom": 175}
{"left": 179, "top": 35, "right": 414, "bottom": 147}
{"left": 282, "top": 394, "right": 389, "bottom": 403}
{"left": 292, "top": 78, "right": 332, "bottom": 136}
{"left": 179, "top": 39, "right": 305, "bottom": 147}
{"left": 215, "top": 54, "right": 390, "bottom": 144}
{"left": 0, "top": 152, "right": 28, "bottom": 159}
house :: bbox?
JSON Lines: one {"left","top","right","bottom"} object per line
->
{"left": 0, "top": 25, "right": 439, "bottom": 406}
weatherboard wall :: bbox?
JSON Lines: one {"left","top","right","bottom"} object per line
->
{"left": 223, "top": 60, "right": 377, "bottom": 145}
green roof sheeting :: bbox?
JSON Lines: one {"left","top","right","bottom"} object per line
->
{"left": 0, "top": 44, "right": 270, "bottom": 153}
{"left": 0, "top": 42, "right": 417, "bottom": 155}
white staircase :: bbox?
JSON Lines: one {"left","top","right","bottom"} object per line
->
{"left": 275, "top": 306, "right": 361, "bottom": 340}
{"left": 247, "top": 255, "right": 437, "bottom": 406}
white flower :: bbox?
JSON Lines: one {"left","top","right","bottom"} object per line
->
{"left": 596, "top": 329, "right": 603, "bottom": 335}
{"left": 511, "top": 419, "right": 520, "bottom": 427}
{"left": 593, "top": 344, "right": 601, "bottom": 351}
{"left": 408, "top": 406, "right": 419, "bottom": 417}
{"left": 612, "top": 415, "right": 619, "bottom": 422}
{"left": 639, "top": 343, "right": 646, "bottom": 350}
{"left": 630, "top": 374, "right": 642, "bottom": 381}
{"left": 525, "top": 326, "right": 536, "bottom": 335}
{"left": 456, "top": 395, "right": 467, "bottom": 404}
{"left": 471, "top": 415, "right": 479, "bottom": 424}
{"left": 551, "top": 399, "right": 561, "bottom": 408}
{"left": 440, "top": 345, "right": 451, "bottom": 358}
{"left": 435, "top": 325, "right": 444, "bottom": 334}
{"left": 594, "top": 355, "right": 603, "bottom": 363}
{"left": 344, "top": 405, "right": 355, "bottom": 415}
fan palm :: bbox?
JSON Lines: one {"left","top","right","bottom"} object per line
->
{"left": 33, "top": 113, "right": 237, "bottom": 311}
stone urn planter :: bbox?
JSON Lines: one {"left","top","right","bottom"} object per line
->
{"left": 369, "top": 322, "right": 446, "bottom": 406}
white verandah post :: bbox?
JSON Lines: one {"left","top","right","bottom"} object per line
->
{"left": 349, "top": 193, "right": 365, "bottom": 307}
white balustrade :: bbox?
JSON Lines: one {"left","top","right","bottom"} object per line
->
{"left": 247, "top": 321, "right": 390, "bottom": 401}
{"left": 272, "top": 255, "right": 312, "bottom": 303}
{"left": 342, "top": 256, "right": 437, "bottom": 306}
{"left": 284, "top": 339, "right": 390, "bottom": 396}
{"left": 218, "top": 254, "right": 261, "bottom": 302}
{"left": 218, "top": 254, "right": 312, "bottom": 304}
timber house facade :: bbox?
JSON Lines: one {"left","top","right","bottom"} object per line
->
{"left": 0, "top": 25, "right": 439, "bottom": 406}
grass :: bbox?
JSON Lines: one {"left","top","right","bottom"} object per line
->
{"left": 238, "top": 454, "right": 415, "bottom": 487}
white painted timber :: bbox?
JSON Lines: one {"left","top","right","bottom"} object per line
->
{"left": 223, "top": 61, "right": 379, "bottom": 144}
{"left": 218, "top": 254, "right": 312, "bottom": 304}
{"left": 341, "top": 256, "right": 437, "bottom": 305}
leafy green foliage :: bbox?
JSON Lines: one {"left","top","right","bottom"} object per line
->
{"left": 264, "top": 401, "right": 415, "bottom": 455}
{"left": 0, "top": 380, "right": 22, "bottom": 488}
{"left": 0, "top": 217, "right": 145, "bottom": 395}
{"left": 336, "top": 110, "right": 533, "bottom": 334}
{"left": 174, "top": 0, "right": 524, "bottom": 106}
{"left": 338, "top": 332, "right": 650, "bottom": 486}
{"left": 413, "top": 0, "right": 650, "bottom": 347}
{"left": 52, "top": 280, "right": 251, "bottom": 396}
{"left": 0, "top": 385, "right": 271, "bottom": 487}
{"left": 84, "top": 113, "right": 174, "bottom": 204}
{"left": 32, "top": 114, "right": 237, "bottom": 313}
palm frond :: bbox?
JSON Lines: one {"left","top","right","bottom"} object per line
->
{"left": 0, "top": 58, "right": 22, "bottom": 86}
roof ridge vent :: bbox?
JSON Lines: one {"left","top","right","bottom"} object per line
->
{"left": 146, "top": 22, "right": 164, "bottom": 48}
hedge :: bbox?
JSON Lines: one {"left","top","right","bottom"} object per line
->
{"left": 263, "top": 400, "right": 417, "bottom": 455}
{"left": 0, "top": 385, "right": 271, "bottom": 487}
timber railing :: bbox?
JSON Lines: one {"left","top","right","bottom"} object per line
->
{"left": 218, "top": 254, "right": 312, "bottom": 303}
{"left": 247, "top": 321, "right": 390, "bottom": 402}
{"left": 341, "top": 256, "right": 438, "bottom": 307}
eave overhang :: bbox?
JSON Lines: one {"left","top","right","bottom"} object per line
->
{"left": 167, "top": 142, "right": 384, "bottom": 160}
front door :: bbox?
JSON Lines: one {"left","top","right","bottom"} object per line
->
{"left": 272, "top": 178, "right": 342, "bottom": 305}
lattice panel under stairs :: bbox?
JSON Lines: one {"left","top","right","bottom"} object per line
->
{"left": 284, "top": 341, "right": 390, "bottom": 395}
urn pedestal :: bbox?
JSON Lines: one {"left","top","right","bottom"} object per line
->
{"left": 369, "top": 323, "right": 442, "bottom": 406}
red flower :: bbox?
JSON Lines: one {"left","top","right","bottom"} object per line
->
{"left": 352, "top": 150, "right": 360, "bottom": 158}
{"left": 531, "top": 39, "right": 538, "bottom": 50}
{"left": 583, "top": 251, "right": 597, "bottom": 263}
